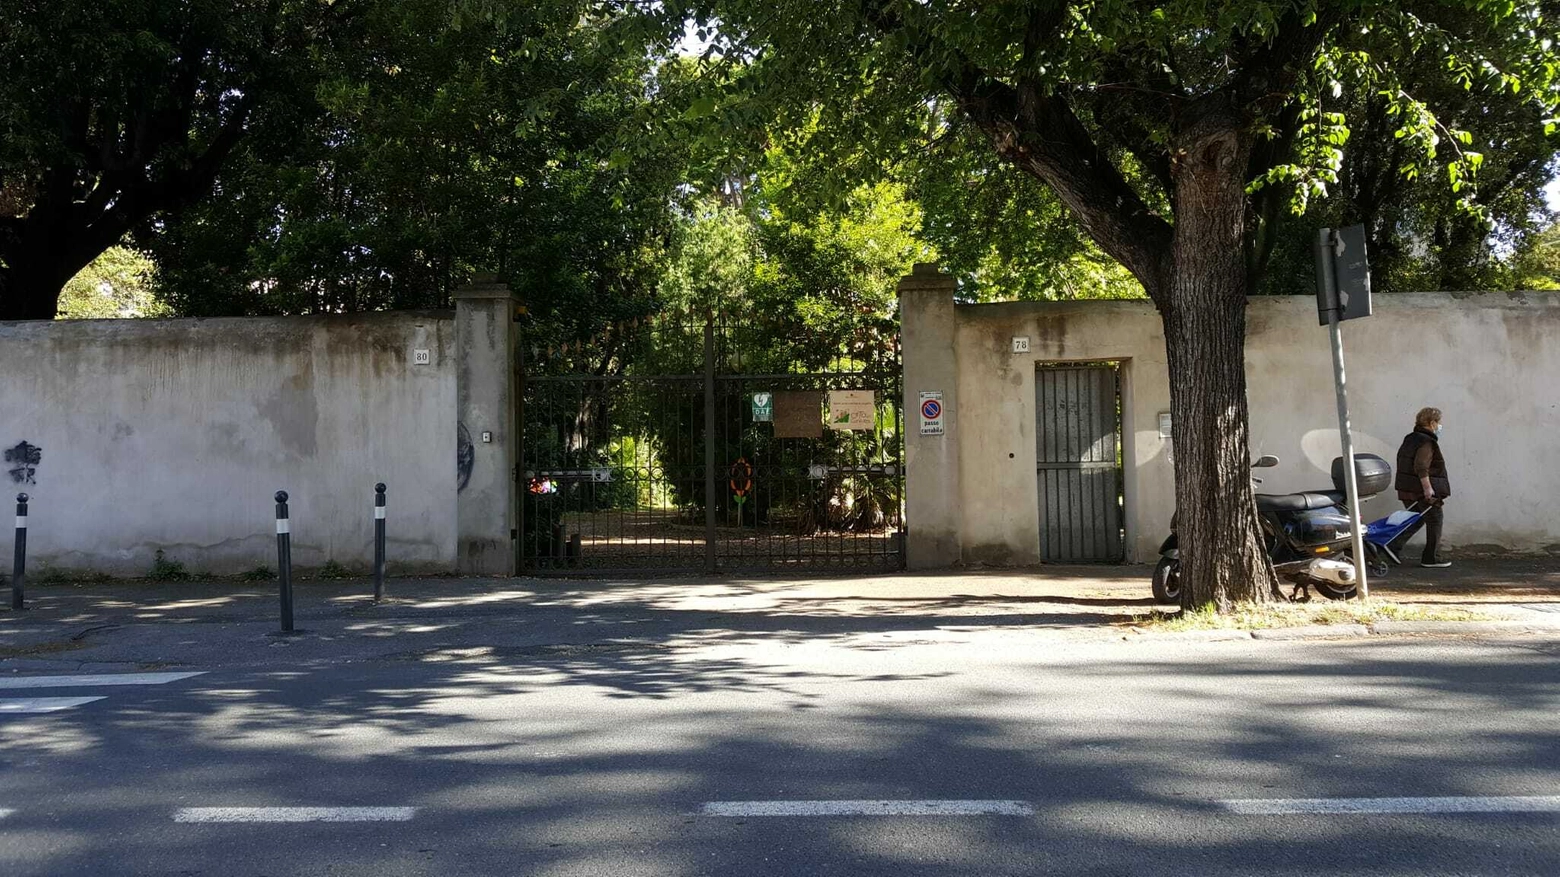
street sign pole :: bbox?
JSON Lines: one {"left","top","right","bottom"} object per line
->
{"left": 1314, "top": 229, "right": 1369, "bottom": 601}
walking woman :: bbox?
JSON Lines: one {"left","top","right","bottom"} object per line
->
{"left": 1389, "top": 407, "right": 1452, "bottom": 568}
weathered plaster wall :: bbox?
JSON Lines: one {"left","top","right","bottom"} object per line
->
{"left": 1243, "top": 294, "right": 1560, "bottom": 556}
{"left": 903, "top": 285, "right": 1560, "bottom": 566}
{"left": 0, "top": 312, "right": 457, "bottom": 576}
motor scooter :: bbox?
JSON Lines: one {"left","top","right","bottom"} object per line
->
{"left": 1151, "top": 454, "right": 1393, "bottom": 603}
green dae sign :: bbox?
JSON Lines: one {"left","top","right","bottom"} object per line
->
{"left": 752, "top": 392, "right": 773, "bottom": 422}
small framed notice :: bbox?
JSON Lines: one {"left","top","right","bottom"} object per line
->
{"left": 827, "top": 390, "right": 876, "bottom": 431}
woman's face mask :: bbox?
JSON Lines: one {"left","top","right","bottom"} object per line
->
{"left": 1435, "top": 423, "right": 1444, "bottom": 435}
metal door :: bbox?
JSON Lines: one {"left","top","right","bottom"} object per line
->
{"left": 1035, "top": 365, "right": 1123, "bottom": 562}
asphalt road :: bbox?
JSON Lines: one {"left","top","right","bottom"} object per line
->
{"left": 2, "top": 630, "right": 1558, "bottom": 876}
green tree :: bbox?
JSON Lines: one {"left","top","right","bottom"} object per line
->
{"left": 57, "top": 246, "right": 167, "bottom": 319}
{"left": 140, "top": 0, "right": 684, "bottom": 347}
{"left": 0, "top": 0, "right": 354, "bottom": 319}
{"left": 902, "top": 119, "right": 1144, "bottom": 301}
{"left": 626, "top": 0, "right": 1560, "bottom": 609}
{"left": 1256, "top": 55, "right": 1559, "bottom": 295}
{"left": 1507, "top": 219, "right": 1560, "bottom": 289}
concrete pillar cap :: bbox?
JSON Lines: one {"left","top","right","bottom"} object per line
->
{"left": 452, "top": 275, "right": 518, "bottom": 301}
{"left": 897, "top": 262, "right": 956, "bottom": 293}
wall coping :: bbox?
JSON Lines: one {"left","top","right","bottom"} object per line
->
{"left": 953, "top": 291, "right": 1560, "bottom": 319}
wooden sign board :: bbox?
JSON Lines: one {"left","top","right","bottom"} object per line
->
{"left": 772, "top": 391, "right": 823, "bottom": 438}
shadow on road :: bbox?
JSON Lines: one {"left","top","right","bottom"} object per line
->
{"left": 2, "top": 634, "right": 1557, "bottom": 875}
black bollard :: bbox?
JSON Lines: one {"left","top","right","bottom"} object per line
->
{"left": 11, "top": 493, "right": 27, "bottom": 611}
{"left": 373, "top": 483, "right": 386, "bottom": 602}
{"left": 275, "top": 490, "right": 294, "bottom": 633}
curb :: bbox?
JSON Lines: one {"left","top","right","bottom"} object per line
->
{"left": 1126, "top": 619, "right": 1560, "bottom": 643}
{"left": 1251, "top": 624, "right": 1371, "bottom": 640}
{"left": 1366, "top": 619, "right": 1560, "bottom": 636}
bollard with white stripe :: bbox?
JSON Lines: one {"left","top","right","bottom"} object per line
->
{"left": 11, "top": 493, "right": 26, "bottom": 611}
{"left": 275, "top": 490, "right": 294, "bottom": 633}
{"left": 373, "top": 483, "right": 386, "bottom": 602}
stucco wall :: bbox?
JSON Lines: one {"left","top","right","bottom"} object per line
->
{"left": 0, "top": 312, "right": 457, "bottom": 576}
{"left": 902, "top": 286, "right": 1560, "bottom": 566}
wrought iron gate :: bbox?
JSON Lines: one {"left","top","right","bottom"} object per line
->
{"left": 520, "top": 311, "right": 903, "bottom": 574}
{"left": 1035, "top": 364, "right": 1124, "bottom": 562}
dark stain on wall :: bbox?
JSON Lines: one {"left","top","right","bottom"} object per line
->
{"left": 457, "top": 422, "right": 474, "bottom": 492}
{"left": 5, "top": 441, "right": 41, "bottom": 484}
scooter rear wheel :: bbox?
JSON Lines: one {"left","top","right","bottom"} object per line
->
{"left": 1151, "top": 557, "right": 1182, "bottom": 604}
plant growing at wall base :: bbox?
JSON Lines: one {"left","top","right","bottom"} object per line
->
{"left": 147, "top": 550, "right": 191, "bottom": 583}
{"left": 316, "top": 560, "right": 354, "bottom": 580}
{"left": 36, "top": 569, "right": 115, "bottom": 585}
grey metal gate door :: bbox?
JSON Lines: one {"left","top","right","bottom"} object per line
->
{"left": 1036, "top": 365, "right": 1123, "bottom": 562}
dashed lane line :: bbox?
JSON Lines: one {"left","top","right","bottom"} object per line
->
{"left": 0, "top": 672, "right": 205, "bottom": 689}
{"left": 0, "top": 697, "right": 107, "bottom": 714}
{"left": 174, "top": 807, "right": 418, "bottom": 823}
{"left": 699, "top": 800, "right": 1035, "bottom": 817}
{"left": 1221, "top": 796, "right": 1560, "bottom": 815}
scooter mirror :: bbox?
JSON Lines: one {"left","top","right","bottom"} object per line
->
{"left": 1252, "top": 455, "right": 1280, "bottom": 468}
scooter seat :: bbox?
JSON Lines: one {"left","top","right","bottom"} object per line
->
{"left": 1255, "top": 491, "right": 1345, "bottom": 512}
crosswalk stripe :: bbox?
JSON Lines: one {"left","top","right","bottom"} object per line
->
{"left": 0, "top": 697, "right": 107, "bottom": 714}
{"left": 1221, "top": 795, "right": 1560, "bottom": 815}
{"left": 174, "top": 807, "right": 418, "bottom": 823}
{"left": 0, "top": 809, "right": 13, "bottom": 820}
{"left": 700, "top": 800, "right": 1035, "bottom": 817}
{"left": 0, "top": 672, "right": 205, "bottom": 690}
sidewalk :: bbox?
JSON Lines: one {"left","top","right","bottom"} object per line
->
{"left": 2, "top": 560, "right": 1557, "bottom": 671}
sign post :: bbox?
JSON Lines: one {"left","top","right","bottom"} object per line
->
{"left": 1314, "top": 225, "right": 1373, "bottom": 601}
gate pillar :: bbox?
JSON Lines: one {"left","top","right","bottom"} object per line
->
{"left": 898, "top": 263, "right": 963, "bottom": 569}
{"left": 453, "top": 275, "right": 519, "bottom": 576}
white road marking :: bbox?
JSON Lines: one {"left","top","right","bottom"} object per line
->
{"left": 0, "top": 809, "right": 13, "bottom": 819}
{"left": 0, "top": 697, "right": 107, "bottom": 714}
{"left": 1221, "top": 796, "right": 1560, "bottom": 815}
{"left": 700, "top": 800, "right": 1035, "bottom": 817}
{"left": 0, "top": 672, "right": 205, "bottom": 690}
{"left": 174, "top": 807, "right": 417, "bottom": 823}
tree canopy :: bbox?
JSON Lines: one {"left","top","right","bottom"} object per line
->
{"left": 0, "top": 0, "right": 358, "bottom": 318}
{"left": 619, "top": 0, "right": 1560, "bottom": 608}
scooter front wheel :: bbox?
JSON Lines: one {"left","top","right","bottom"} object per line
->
{"left": 1151, "top": 557, "right": 1182, "bottom": 604}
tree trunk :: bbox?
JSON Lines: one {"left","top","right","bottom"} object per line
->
{"left": 1, "top": 186, "right": 126, "bottom": 321}
{"left": 1164, "top": 110, "right": 1281, "bottom": 610}
{"left": 0, "top": 237, "right": 91, "bottom": 321}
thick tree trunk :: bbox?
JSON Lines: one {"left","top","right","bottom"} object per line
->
{"left": 0, "top": 251, "right": 85, "bottom": 321}
{"left": 1163, "top": 110, "right": 1281, "bottom": 610}
{"left": 0, "top": 245, "right": 86, "bottom": 321}
{"left": 0, "top": 188, "right": 121, "bottom": 321}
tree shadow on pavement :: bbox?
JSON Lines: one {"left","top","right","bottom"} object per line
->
{"left": 1, "top": 637, "right": 1556, "bottom": 876}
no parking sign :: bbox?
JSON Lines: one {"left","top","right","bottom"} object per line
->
{"left": 920, "top": 391, "right": 944, "bottom": 436}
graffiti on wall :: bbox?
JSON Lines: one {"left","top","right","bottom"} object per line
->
{"left": 457, "top": 423, "right": 474, "bottom": 492}
{"left": 5, "top": 441, "right": 41, "bottom": 485}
